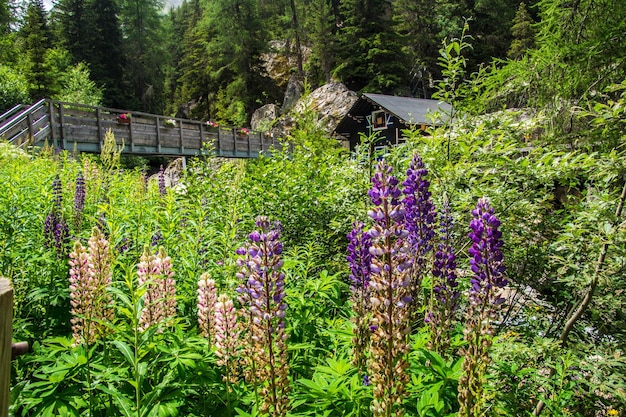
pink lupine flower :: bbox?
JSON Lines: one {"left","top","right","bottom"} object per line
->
{"left": 214, "top": 294, "right": 239, "bottom": 385}
{"left": 138, "top": 246, "right": 177, "bottom": 331}
{"left": 197, "top": 273, "right": 217, "bottom": 341}
{"left": 69, "top": 227, "right": 113, "bottom": 346}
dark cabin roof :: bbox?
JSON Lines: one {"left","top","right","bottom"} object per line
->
{"left": 334, "top": 93, "right": 452, "bottom": 137}
{"left": 363, "top": 94, "right": 452, "bottom": 125}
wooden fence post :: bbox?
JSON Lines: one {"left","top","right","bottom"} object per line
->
{"left": 0, "top": 278, "right": 13, "bottom": 417}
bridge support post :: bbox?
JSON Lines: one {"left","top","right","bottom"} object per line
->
{"left": 0, "top": 278, "right": 13, "bottom": 417}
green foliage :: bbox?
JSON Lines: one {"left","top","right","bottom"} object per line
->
{"left": 54, "top": 62, "right": 103, "bottom": 106}
{"left": 0, "top": 64, "right": 29, "bottom": 112}
{"left": 507, "top": 2, "right": 536, "bottom": 60}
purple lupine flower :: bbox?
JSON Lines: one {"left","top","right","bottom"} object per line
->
{"left": 236, "top": 216, "right": 289, "bottom": 416}
{"left": 428, "top": 199, "right": 459, "bottom": 354}
{"left": 151, "top": 231, "right": 163, "bottom": 247}
{"left": 458, "top": 197, "right": 507, "bottom": 417}
{"left": 158, "top": 165, "right": 166, "bottom": 195}
{"left": 347, "top": 221, "right": 372, "bottom": 290}
{"left": 347, "top": 221, "right": 372, "bottom": 373}
{"left": 367, "top": 161, "right": 413, "bottom": 417}
{"left": 116, "top": 237, "right": 133, "bottom": 254}
{"left": 52, "top": 175, "right": 63, "bottom": 209}
{"left": 468, "top": 197, "right": 507, "bottom": 305}
{"left": 44, "top": 176, "right": 70, "bottom": 255}
{"left": 402, "top": 152, "right": 436, "bottom": 294}
{"left": 73, "top": 172, "right": 85, "bottom": 231}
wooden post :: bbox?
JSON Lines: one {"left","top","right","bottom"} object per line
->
{"left": 59, "top": 103, "right": 67, "bottom": 151}
{"left": 156, "top": 117, "right": 161, "bottom": 154}
{"left": 0, "top": 278, "right": 13, "bottom": 417}
{"left": 178, "top": 122, "right": 184, "bottom": 155}
{"left": 96, "top": 108, "right": 103, "bottom": 152}
{"left": 47, "top": 100, "right": 56, "bottom": 148}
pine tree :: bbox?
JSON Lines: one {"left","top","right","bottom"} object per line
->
{"left": 119, "top": 0, "right": 169, "bottom": 112}
{"left": 334, "top": 0, "right": 409, "bottom": 94}
{"left": 205, "top": 0, "right": 278, "bottom": 125}
{"left": 21, "top": 0, "right": 56, "bottom": 99}
{"left": 168, "top": 0, "right": 211, "bottom": 119}
{"left": 305, "top": 0, "right": 339, "bottom": 84}
{"left": 507, "top": 2, "right": 536, "bottom": 60}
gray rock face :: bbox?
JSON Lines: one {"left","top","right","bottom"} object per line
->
{"left": 255, "top": 82, "right": 357, "bottom": 139}
{"left": 292, "top": 82, "right": 358, "bottom": 133}
{"left": 251, "top": 104, "right": 281, "bottom": 131}
{"left": 281, "top": 74, "right": 304, "bottom": 113}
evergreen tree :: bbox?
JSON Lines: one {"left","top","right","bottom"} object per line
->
{"left": 0, "top": 0, "right": 11, "bottom": 35}
{"left": 21, "top": 0, "right": 56, "bottom": 99}
{"left": 0, "top": 0, "right": 16, "bottom": 63}
{"left": 52, "top": 0, "right": 90, "bottom": 63}
{"left": 334, "top": 0, "right": 409, "bottom": 94}
{"left": 507, "top": 2, "right": 536, "bottom": 60}
{"left": 88, "top": 0, "right": 125, "bottom": 107}
{"left": 305, "top": 0, "right": 339, "bottom": 84}
{"left": 119, "top": 0, "right": 169, "bottom": 112}
{"left": 469, "top": 0, "right": 518, "bottom": 68}
{"left": 167, "top": 0, "right": 211, "bottom": 118}
{"left": 204, "top": 0, "right": 278, "bottom": 125}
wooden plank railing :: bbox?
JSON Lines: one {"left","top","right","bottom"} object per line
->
{"left": 50, "top": 101, "right": 281, "bottom": 158}
{"left": 0, "top": 100, "right": 282, "bottom": 158}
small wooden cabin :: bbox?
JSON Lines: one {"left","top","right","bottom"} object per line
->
{"left": 333, "top": 93, "right": 452, "bottom": 150}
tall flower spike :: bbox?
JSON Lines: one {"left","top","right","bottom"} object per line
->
{"left": 427, "top": 199, "right": 459, "bottom": 354}
{"left": 214, "top": 294, "right": 240, "bottom": 386}
{"left": 44, "top": 176, "right": 69, "bottom": 255}
{"left": 346, "top": 221, "right": 372, "bottom": 374}
{"left": 402, "top": 152, "right": 436, "bottom": 307}
{"left": 137, "top": 246, "right": 177, "bottom": 331}
{"left": 235, "top": 216, "right": 289, "bottom": 416}
{"left": 367, "top": 161, "right": 413, "bottom": 417}
{"left": 73, "top": 171, "right": 85, "bottom": 231}
{"left": 458, "top": 197, "right": 507, "bottom": 417}
{"left": 158, "top": 165, "right": 166, "bottom": 195}
{"left": 197, "top": 273, "right": 217, "bottom": 342}
{"left": 69, "top": 227, "right": 113, "bottom": 346}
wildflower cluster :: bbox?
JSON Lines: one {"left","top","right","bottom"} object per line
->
{"left": 137, "top": 246, "right": 177, "bottom": 331}
{"left": 68, "top": 227, "right": 113, "bottom": 346}
{"left": 73, "top": 171, "right": 85, "bottom": 230}
{"left": 236, "top": 216, "right": 289, "bottom": 416}
{"left": 348, "top": 153, "right": 507, "bottom": 416}
{"left": 366, "top": 161, "right": 413, "bottom": 417}
{"left": 427, "top": 200, "right": 459, "bottom": 353}
{"left": 458, "top": 197, "right": 507, "bottom": 417}
{"left": 44, "top": 176, "right": 70, "bottom": 255}
{"left": 346, "top": 221, "right": 372, "bottom": 373}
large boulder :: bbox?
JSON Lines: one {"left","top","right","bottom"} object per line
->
{"left": 251, "top": 104, "right": 281, "bottom": 131}
{"left": 281, "top": 73, "right": 304, "bottom": 113}
{"left": 291, "top": 82, "right": 358, "bottom": 133}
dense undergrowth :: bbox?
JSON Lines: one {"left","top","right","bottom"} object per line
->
{"left": 2, "top": 87, "right": 626, "bottom": 415}
{"left": 3, "top": 33, "right": 626, "bottom": 416}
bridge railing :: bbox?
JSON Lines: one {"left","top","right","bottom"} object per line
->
{"left": 48, "top": 100, "right": 284, "bottom": 158}
{"left": 1, "top": 100, "right": 283, "bottom": 158}
{"left": 0, "top": 99, "right": 50, "bottom": 146}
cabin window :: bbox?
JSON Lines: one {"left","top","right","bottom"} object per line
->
{"left": 372, "top": 110, "right": 387, "bottom": 130}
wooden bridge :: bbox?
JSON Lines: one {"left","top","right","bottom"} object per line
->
{"left": 0, "top": 99, "right": 283, "bottom": 158}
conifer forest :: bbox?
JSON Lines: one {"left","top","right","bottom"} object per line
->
{"left": 1, "top": 0, "right": 626, "bottom": 416}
